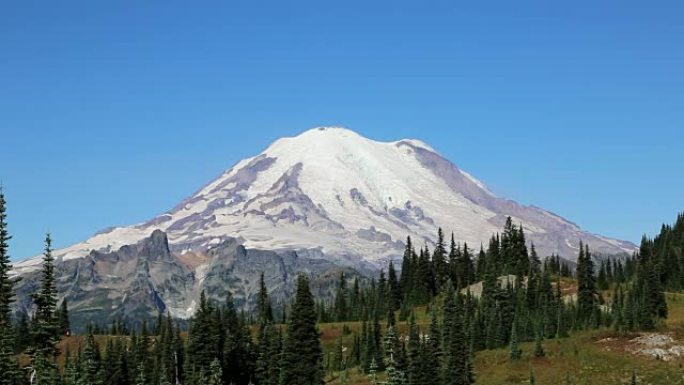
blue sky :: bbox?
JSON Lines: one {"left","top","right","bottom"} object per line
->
{"left": 1, "top": 1, "right": 682, "bottom": 260}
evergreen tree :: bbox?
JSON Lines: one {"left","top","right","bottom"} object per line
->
{"left": 0, "top": 187, "right": 20, "bottom": 385}
{"left": 533, "top": 330, "right": 545, "bottom": 358}
{"left": 29, "top": 234, "right": 61, "bottom": 383}
{"left": 257, "top": 273, "right": 273, "bottom": 325}
{"left": 0, "top": 186, "right": 16, "bottom": 325}
{"left": 134, "top": 362, "right": 148, "bottom": 385}
{"left": 334, "top": 272, "right": 349, "bottom": 322}
{"left": 456, "top": 243, "right": 475, "bottom": 289}
{"left": 384, "top": 326, "right": 407, "bottom": 385}
{"left": 576, "top": 242, "right": 598, "bottom": 326}
{"left": 509, "top": 320, "right": 522, "bottom": 361}
{"left": 255, "top": 323, "right": 281, "bottom": 385}
{"left": 443, "top": 286, "right": 474, "bottom": 385}
{"left": 406, "top": 315, "right": 422, "bottom": 385}
{"left": 187, "top": 291, "right": 219, "bottom": 374}
{"left": 63, "top": 349, "right": 79, "bottom": 385}
{"left": 400, "top": 237, "right": 415, "bottom": 304}
{"left": 388, "top": 261, "right": 401, "bottom": 312}
{"left": 57, "top": 298, "right": 71, "bottom": 335}
{"left": 222, "top": 292, "right": 252, "bottom": 385}
{"left": 81, "top": 330, "right": 103, "bottom": 385}
{"left": 208, "top": 358, "right": 223, "bottom": 385}
{"left": 432, "top": 228, "right": 449, "bottom": 289}
{"left": 281, "top": 275, "right": 324, "bottom": 385}
{"left": 415, "top": 247, "right": 433, "bottom": 304}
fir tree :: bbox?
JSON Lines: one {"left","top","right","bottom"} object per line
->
{"left": 0, "top": 187, "right": 19, "bottom": 385}
{"left": 255, "top": 323, "right": 281, "bottom": 385}
{"left": 533, "top": 331, "right": 545, "bottom": 358}
{"left": 433, "top": 228, "right": 449, "bottom": 289}
{"left": 257, "top": 273, "right": 273, "bottom": 325}
{"left": 509, "top": 320, "right": 522, "bottom": 361}
{"left": 0, "top": 186, "right": 16, "bottom": 325}
{"left": 134, "top": 362, "right": 148, "bottom": 385}
{"left": 280, "top": 275, "right": 324, "bottom": 385}
{"left": 400, "top": 237, "right": 415, "bottom": 304}
{"left": 81, "top": 330, "right": 103, "bottom": 385}
{"left": 29, "top": 234, "right": 61, "bottom": 384}
{"left": 443, "top": 286, "right": 474, "bottom": 385}
{"left": 334, "top": 272, "right": 349, "bottom": 322}
{"left": 208, "top": 358, "right": 223, "bottom": 385}
{"left": 406, "top": 315, "right": 422, "bottom": 385}
{"left": 187, "top": 291, "right": 219, "bottom": 374}
{"left": 57, "top": 298, "right": 70, "bottom": 335}
{"left": 388, "top": 261, "right": 401, "bottom": 312}
{"left": 385, "top": 326, "right": 407, "bottom": 385}
{"left": 576, "top": 242, "right": 598, "bottom": 326}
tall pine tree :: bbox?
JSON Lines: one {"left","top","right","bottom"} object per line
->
{"left": 0, "top": 187, "right": 20, "bottom": 385}
{"left": 281, "top": 275, "right": 324, "bottom": 385}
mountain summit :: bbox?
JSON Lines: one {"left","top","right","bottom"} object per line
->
{"left": 15, "top": 127, "right": 635, "bottom": 275}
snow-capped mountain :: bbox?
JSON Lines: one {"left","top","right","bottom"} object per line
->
{"left": 14, "top": 127, "right": 635, "bottom": 275}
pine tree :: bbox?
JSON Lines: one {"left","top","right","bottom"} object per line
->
{"left": 406, "top": 315, "right": 422, "bottom": 385}
{"left": 57, "top": 298, "right": 71, "bottom": 335}
{"left": 415, "top": 247, "right": 433, "bottom": 304}
{"left": 81, "top": 329, "right": 103, "bottom": 385}
{"left": 443, "top": 286, "right": 474, "bottom": 385}
{"left": 576, "top": 242, "right": 598, "bottom": 326}
{"left": 208, "top": 358, "right": 223, "bottom": 385}
{"left": 533, "top": 331, "right": 545, "bottom": 358}
{"left": 509, "top": 320, "right": 522, "bottom": 361}
{"left": 388, "top": 261, "right": 402, "bottom": 312}
{"left": 400, "top": 237, "right": 415, "bottom": 304}
{"left": 456, "top": 243, "right": 475, "bottom": 289}
{"left": 255, "top": 323, "right": 281, "bottom": 385}
{"left": 187, "top": 291, "right": 219, "bottom": 374}
{"left": 257, "top": 273, "right": 273, "bottom": 325}
{"left": 475, "top": 245, "right": 487, "bottom": 282}
{"left": 281, "top": 275, "right": 324, "bottom": 385}
{"left": 433, "top": 228, "right": 448, "bottom": 289}
{"left": 334, "top": 272, "right": 349, "bottom": 322}
{"left": 222, "top": 291, "right": 252, "bottom": 385}
{"left": 0, "top": 187, "right": 20, "bottom": 385}
{"left": 426, "top": 310, "right": 441, "bottom": 370}
{"left": 134, "top": 361, "right": 148, "bottom": 385}
{"left": 377, "top": 270, "right": 388, "bottom": 323}
{"left": 368, "top": 358, "right": 379, "bottom": 385}
{"left": 0, "top": 186, "right": 15, "bottom": 325}
{"left": 63, "top": 349, "right": 79, "bottom": 385}
{"left": 384, "top": 326, "right": 406, "bottom": 384}
{"left": 29, "top": 234, "right": 61, "bottom": 384}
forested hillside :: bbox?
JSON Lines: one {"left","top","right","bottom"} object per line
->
{"left": 0, "top": 187, "right": 681, "bottom": 385}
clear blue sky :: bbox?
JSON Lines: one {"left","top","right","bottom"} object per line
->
{"left": 1, "top": 1, "right": 682, "bottom": 260}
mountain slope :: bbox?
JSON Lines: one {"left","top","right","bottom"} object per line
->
{"left": 14, "top": 127, "right": 635, "bottom": 276}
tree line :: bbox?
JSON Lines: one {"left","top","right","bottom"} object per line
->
{"left": 0, "top": 186, "right": 677, "bottom": 385}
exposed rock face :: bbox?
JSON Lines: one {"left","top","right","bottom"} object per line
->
{"left": 13, "top": 230, "right": 368, "bottom": 328}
